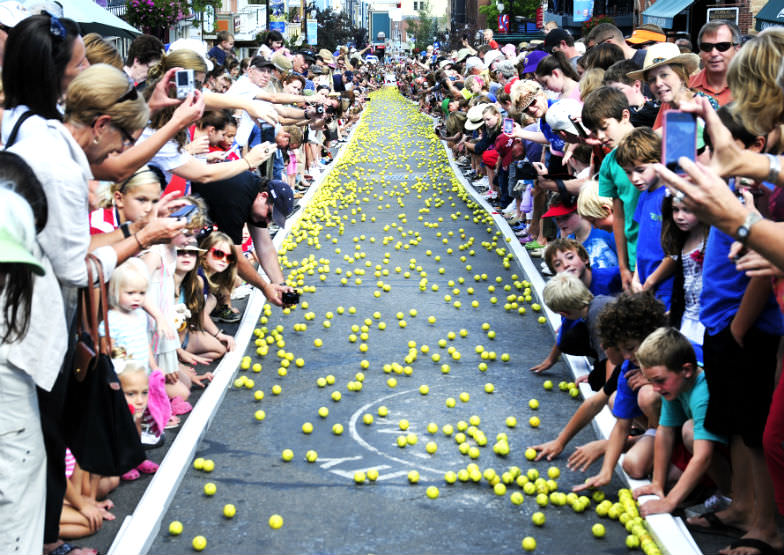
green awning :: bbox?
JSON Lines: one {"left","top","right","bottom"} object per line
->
{"left": 642, "top": 0, "right": 694, "bottom": 29}
{"left": 756, "top": 0, "right": 784, "bottom": 31}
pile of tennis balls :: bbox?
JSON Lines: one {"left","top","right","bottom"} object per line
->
{"left": 170, "top": 88, "right": 661, "bottom": 555}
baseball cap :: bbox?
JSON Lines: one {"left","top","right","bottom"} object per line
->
{"left": 270, "top": 51, "right": 293, "bottom": 72}
{"left": 0, "top": 1, "right": 28, "bottom": 29}
{"left": 542, "top": 200, "right": 577, "bottom": 218}
{"left": 168, "top": 38, "right": 214, "bottom": 71}
{"left": 267, "top": 179, "right": 294, "bottom": 227}
{"left": 544, "top": 28, "right": 573, "bottom": 53}
{"left": 522, "top": 50, "right": 548, "bottom": 74}
{"left": 0, "top": 189, "right": 45, "bottom": 276}
{"left": 251, "top": 56, "right": 275, "bottom": 70}
{"left": 544, "top": 98, "right": 583, "bottom": 137}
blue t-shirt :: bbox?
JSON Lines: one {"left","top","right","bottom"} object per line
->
{"left": 589, "top": 266, "right": 623, "bottom": 297}
{"left": 540, "top": 99, "right": 566, "bottom": 154}
{"left": 659, "top": 372, "right": 726, "bottom": 444}
{"left": 700, "top": 182, "right": 784, "bottom": 336}
{"left": 633, "top": 186, "right": 673, "bottom": 308}
{"left": 612, "top": 360, "right": 644, "bottom": 420}
{"left": 582, "top": 227, "right": 618, "bottom": 269}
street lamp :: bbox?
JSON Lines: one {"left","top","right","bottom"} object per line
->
{"left": 496, "top": 1, "right": 504, "bottom": 11}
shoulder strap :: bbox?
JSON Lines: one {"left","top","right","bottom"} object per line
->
{"left": 4, "top": 110, "right": 35, "bottom": 150}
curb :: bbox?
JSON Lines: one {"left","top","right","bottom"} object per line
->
{"left": 107, "top": 110, "right": 368, "bottom": 555}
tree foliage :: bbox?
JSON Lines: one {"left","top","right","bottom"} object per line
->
{"left": 478, "top": 0, "right": 539, "bottom": 31}
{"left": 405, "top": 1, "right": 437, "bottom": 51}
{"left": 314, "top": 8, "right": 367, "bottom": 50}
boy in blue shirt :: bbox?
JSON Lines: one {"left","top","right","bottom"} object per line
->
{"left": 632, "top": 327, "right": 730, "bottom": 517}
{"left": 574, "top": 292, "right": 666, "bottom": 492}
{"left": 616, "top": 127, "right": 674, "bottom": 309}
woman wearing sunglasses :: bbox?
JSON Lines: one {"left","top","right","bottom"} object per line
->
{"left": 626, "top": 41, "right": 719, "bottom": 131}
{"left": 1, "top": 16, "right": 186, "bottom": 555}
{"left": 198, "top": 232, "right": 241, "bottom": 324}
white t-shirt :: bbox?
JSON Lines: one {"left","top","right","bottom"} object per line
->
{"left": 227, "top": 75, "right": 274, "bottom": 147}
{"left": 136, "top": 127, "right": 191, "bottom": 184}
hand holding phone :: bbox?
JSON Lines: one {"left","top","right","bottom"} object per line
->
{"left": 662, "top": 110, "right": 697, "bottom": 174}
{"left": 502, "top": 118, "right": 514, "bottom": 135}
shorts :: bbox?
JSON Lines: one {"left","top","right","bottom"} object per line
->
{"left": 702, "top": 325, "right": 778, "bottom": 448}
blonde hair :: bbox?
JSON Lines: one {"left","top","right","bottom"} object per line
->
{"left": 83, "top": 33, "right": 123, "bottom": 69}
{"left": 543, "top": 272, "right": 594, "bottom": 313}
{"left": 111, "top": 165, "right": 162, "bottom": 198}
{"left": 108, "top": 257, "right": 150, "bottom": 309}
{"left": 64, "top": 64, "right": 149, "bottom": 133}
{"left": 179, "top": 194, "right": 208, "bottom": 231}
{"left": 635, "top": 327, "right": 697, "bottom": 372}
{"left": 577, "top": 179, "right": 613, "bottom": 220}
{"left": 146, "top": 50, "right": 208, "bottom": 145}
{"left": 114, "top": 358, "right": 147, "bottom": 380}
{"left": 579, "top": 68, "right": 605, "bottom": 99}
{"left": 729, "top": 27, "right": 784, "bottom": 135}
{"left": 284, "top": 125, "right": 304, "bottom": 146}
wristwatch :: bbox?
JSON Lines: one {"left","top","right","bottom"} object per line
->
{"left": 735, "top": 211, "right": 763, "bottom": 245}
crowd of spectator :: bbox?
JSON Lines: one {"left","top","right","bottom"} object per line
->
{"left": 398, "top": 20, "right": 784, "bottom": 555}
{"left": 0, "top": 2, "right": 380, "bottom": 553}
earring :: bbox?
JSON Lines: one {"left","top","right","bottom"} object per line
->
{"left": 93, "top": 136, "right": 100, "bottom": 144}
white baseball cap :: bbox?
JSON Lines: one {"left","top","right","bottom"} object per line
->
{"left": 0, "top": 1, "right": 28, "bottom": 29}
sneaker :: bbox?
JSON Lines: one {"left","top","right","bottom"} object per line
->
{"left": 483, "top": 189, "right": 497, "bottom": 199}
{"left": 211, "top": 304, "right": 241, "bottom": 323}
{"left": 704, "top": 493, "right": 732, "bottom": 512}
{"left": 141, "top": 429, "right": 165, "bottom": 449}
{"left": 540, "top": 261, "right": 553, "bottom": 276}
{"left": 502, "top": 201, "right": 517, "bottom": 214}
{"left": 529, "top": 248, "right": 544, "bottom": 258}
{"left": 230, "top": 283, "right": 253, "bottom": 300}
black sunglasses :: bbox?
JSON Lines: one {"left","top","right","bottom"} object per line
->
{"left": 115, "top": 81, "right": 139, "bottom": 104}
{"left": 699, "top": 41, "right": 737, "bottom": 53}
{"left": 113, "top": 123, "right": 136, "bottom": 147}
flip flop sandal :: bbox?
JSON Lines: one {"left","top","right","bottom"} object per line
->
{"left": 137, "top": 459, "right": 159, "bottom": 474}
{"left": 121, "top": 468, "right": 140, "bottom": 481}
{"left": 48, "top": 543, "right": 99, "bottom": 555}
{"left": 721, "top": 538, "right": 784, "bottom": 555}
{"left": 686, "top": 511, "right": 745, "bottom": 537}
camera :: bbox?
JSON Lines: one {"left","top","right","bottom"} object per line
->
{"left": 175, "top": 69, "right": 195, "bottom": 100}
{"left": 282, "top": 290, "right": 300, "bottom": 305}
{"left": 315, "top": 105, "right": 324, "bottom": 115}
{"left": 516, "top": 161, "right": 539, "bottom": 181}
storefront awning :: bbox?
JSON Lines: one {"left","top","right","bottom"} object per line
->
{"left": 641, "top": 0, "right": 694, "bottom": 29}
{"left": 62, "top": 0, "right": 141, "bottom": 39}
{"left": 755, "top": 0, "right": 784, "bottom": 31}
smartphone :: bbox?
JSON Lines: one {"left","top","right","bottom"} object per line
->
{"left": 662, "top": 110, "right": 697, "bottom": 174}
{"left": 502, "top": 118, "right": 514, "bottom": 135}
{"left": 175, "top": 69, "right": 195, "bottom": 100}
{"left": 170, "top": 204, "right": 197, "bottom": 221}
{"left": 568, "top": 115, "right": 588, "bottom": 139}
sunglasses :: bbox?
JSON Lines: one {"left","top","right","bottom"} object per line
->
{"left": 113, "top": 123, "right": 136, "bottom": 148}
{"left": 177, "top": 249, "right": 198, "bottom": 256}
{"left": 699, "top": 41, "right": 737, "bottom": 53}
{"left": 209, "top": 247, "right": 236, "bottom": 262}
